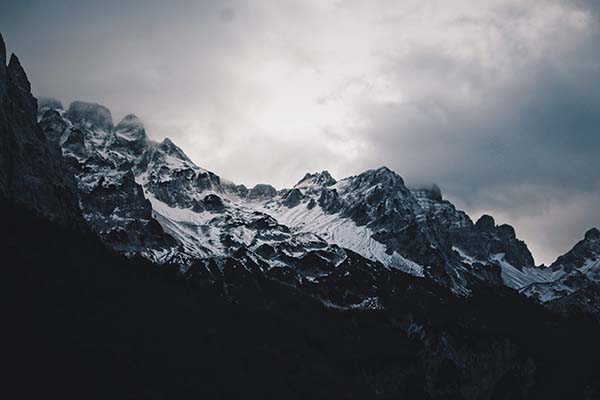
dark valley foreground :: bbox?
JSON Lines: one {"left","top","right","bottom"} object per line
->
{"left": 2, "top": 32, "right": 600, "bottom": 399}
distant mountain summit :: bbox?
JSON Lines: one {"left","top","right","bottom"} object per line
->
{"left": 29, "top": 93, "right": 597, "bottom": 309}
{"left": 1, "top": 29, "right": 597, "bottom": 316}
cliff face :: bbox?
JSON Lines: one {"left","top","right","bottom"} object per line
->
{"left": 0, "top": 33, "right": 80, "bottom": 225}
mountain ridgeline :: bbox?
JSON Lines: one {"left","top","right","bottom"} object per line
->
{"left": 35, "top": 92, "right": 597, "bottom": 307}
{"left": 3, "top": 32, "right": 600, "bottom": 399}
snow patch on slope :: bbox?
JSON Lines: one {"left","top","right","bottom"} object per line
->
{"left": 454, "top": 246, "right": 562, "bottom": 289}
{"left": 145, "top": 192, "right": 225, "bottom": 258}
{"left": 490, "top": 253, "right": 563, "bottom": 289}
{"left": 259, "top": 202, "right": 424, "bottom": 277}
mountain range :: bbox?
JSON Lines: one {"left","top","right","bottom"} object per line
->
{"left": 33, "top": 89, "right": 600, "bottom": 313}
{"left": 3, "top": 31, "right": 600, "bottom": 399}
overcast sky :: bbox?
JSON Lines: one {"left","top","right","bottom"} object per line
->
{"left": 1, "top": 0, "right": 599, "bottom": 264}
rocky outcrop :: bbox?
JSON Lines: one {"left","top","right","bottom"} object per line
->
{"left": 454, "top": 215, "right": 535, "bottom": 270}
{"left": 295, "top": 170, "right": 336, "bottom": 188}
{"left": 551, "top": 228, "right": 600, "bottom": 272}
{"left": 31, "top": 93, "right": 179, "bottom": 261}
{"left": 37, "top": 96, "right": 63, "bottom": 113}
{"left": 282, "top": 188, "right": 303, "bottom": 207}
{"left": 64, "top": 100, "right": 113, "bottom": 131}
{"left": 109, "top": 114, "right": 148, "bottom": 156}
{"left": 79, "top": 171, "right": 177, "bottom": 257}
{"left": 39, "top": 109, "right": 68, "bottom": 144}
{"left": 247, "top": 183, "right": 277, "bottom": 199}
{"left": 0, "top": 33, "right": 81, "bottom": 225}
{"left": 522, "top": 227, "right": 600, "bottom": 314}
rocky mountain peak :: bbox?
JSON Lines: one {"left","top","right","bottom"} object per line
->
{"left": 0, "top": 32, "right": 6, "bottom": 75}
{"left": 65, "top": 101, "right": 113, "bottom": 131}
{"left": 0, "top": 36, "right": 81, "bottom": 225}
{"left": 40, "top": 108, "right": 62, "bottom": 122}
{"left": 372, "top": 166, "right": 403, "bottom": 183}
{"left": 475, "top": 214, "right": 495, "bottom": 232}
{"left": 282, "top": 188, "right": 304, "bottom": 207}
{"left": 154, "top": 137, "right": 191, "bottom": 163}
{"left": 585, "top": 227, "right": 600, "bottom": 241}
{"left": 248, "top": 183, "right": 278, "bottom": 199}
{"left": 115, "top": 113, "right": 146, "bottom": 142}
{"left": 550, "top": 227, "right": 600, "bottom": 273}
{"left": 39, "top": 109, "right": 68, "bottom": 144}
{"left": 497, "top": 224, "right": 517, "bottom": 239}
{"left": 37, "top": 97, "right": 64, "bottom": 113}
{"left": 8, "top": 54, "right": 32, "bottom": 94}
{"left": 349, "top": 166, "right": 406, "bottom": 193}
{"left": 296, "top": 170, "right": 336, "bottom": 188}
{"left": 117, "top": 113, "right": 143, "bottom": 128}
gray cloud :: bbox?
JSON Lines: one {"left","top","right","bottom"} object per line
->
{"left": 1, "top": 0, "right": 599, "bottom": 264}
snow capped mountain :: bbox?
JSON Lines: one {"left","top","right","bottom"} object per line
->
{"left": 550, "top": 228, "right": 600, "bottom": 273}
{"left": 38, "top": 104, "right": 178, "bottom": 262}
{"left": 522, "top": 228, "right": 600, "bottom": 310}
{"left": 7, "top": 30, "right": 600, "bottom": 398}
{"left": 35, "top": 98, "right": 600, "bottom": 309}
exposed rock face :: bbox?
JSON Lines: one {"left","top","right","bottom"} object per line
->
{"left": 586, "top": 227, "right": 600, "bottom": 240}
{"left": 64, "top": 100, "right": 114, "bottom": 131}
{"left": 296, "top": 170, "right": 336, "bottom": 188}
{"left": 115, "top": 113, "right": 145, "bottom": 135}
{"left": 33, "top": 97, "right": 178, "bottom": 262}
{"left": 282, "top": 188, "right": 303, "bottom": 208}
{"left": 39, "top": 109, "right": 68, "bottom": 144}
{"left": 259, "top": 167, "right": 526, "bottom": 292}
{"left": 37, "top": 96, "right": 63, "bottom": 113}
{"left": 247, "top": 183, "right": 277, "bottom": 199}
{"left": 454, "top": 215, "right": 535, "bottom": 271}
{"left": 110, "top": 114, "right": 148, "bottom": 156}
{"left": 0, "top": 34, "right": 81, "bottom": 225}
{"left": 411, "top": 190, "right": 541, "bottom": 288}
{"left": 522, "top": 227, "right": 600, "bottom": 313}
{"left": 140, "top": 139, "right": 222, "bottom": 208}
{"left": 79, "top": 171, "right": 177, "bottom": 257}
{"left": 551, "top": 228, "right": 600, "bottom": 272}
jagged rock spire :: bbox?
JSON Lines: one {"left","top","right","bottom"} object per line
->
{"left": 8, "top": 54, "right": 31, "bottom": 93}
{"left": 0, "top": 32, "right": 6, "bottom": 75}
{"left": 0, "top": 33, "right": 81, "bottom": 224}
